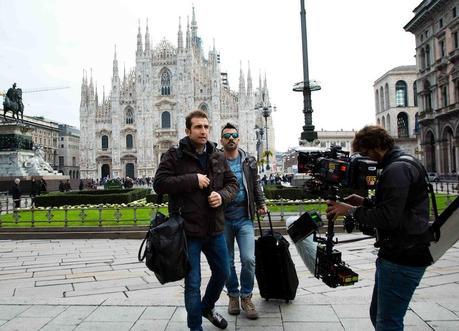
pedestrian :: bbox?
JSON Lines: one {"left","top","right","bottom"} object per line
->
{"left": 64, "top": 179, "right": 72, "bottom": 192}
{"left": 59, "top": 181, "right": 65, "bottom": 192}
{"left": 79, "top": 179, "right": 84, "bottom": 191}
{"left": 10, "top": 178, "right": 22, "bottom": 209}
{"left": 40, "top": 178, "right": 47, "bottom": 193}
{"left": 153, "top": 110, "right": 238, "bottom": 331}
{"left": 220, "top": 123, "right": 267, "bottom": 320}
{"left": 326, "top": 125, "right": 432, "bottom": 330}
{"left": 30, "top": 178, "right": 38, "bottom": 206}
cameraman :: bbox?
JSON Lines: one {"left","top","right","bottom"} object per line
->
{"left": 326, "top": 125, "right": 431, "bottom": 331}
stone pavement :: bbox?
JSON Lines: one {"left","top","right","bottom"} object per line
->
{"left": 0, "top": 235, "right": 458, "bottom": 330}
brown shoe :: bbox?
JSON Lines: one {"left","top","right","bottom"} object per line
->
{"left": 241, "top": 296, "right": 258, "bottom": 320}
{"left": 228, "top": 296, "right": 240, "bottom": 315}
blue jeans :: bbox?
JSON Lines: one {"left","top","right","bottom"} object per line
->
{"left": 185, "top": 234, "right": 229, "bottom": 331}
{"left": 224, "top": 218, "right": 255, "bottom": 298}
{"left": 370, "top": 258, "right": 426, "bottom": 331}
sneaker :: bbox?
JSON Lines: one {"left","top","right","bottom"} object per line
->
{"left": 202, "top": 308, "right": 228, "bottom": 329}
{"left": 228, "top": 296, "right": 240, "bottom": 315}
{"left": 241, "top": 296, "right": 259, "bottom": 320}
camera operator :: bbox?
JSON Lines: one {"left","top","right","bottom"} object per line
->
{"left": 326, "top": 125, "right": 431, "bottom": 331}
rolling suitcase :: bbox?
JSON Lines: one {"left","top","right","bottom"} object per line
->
{"left": 255, "top": 211, "right": 299, "bottom": 302}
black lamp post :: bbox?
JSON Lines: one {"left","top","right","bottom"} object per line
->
{"left": 255, "top": 102, "right": 274, "bottom": 171}
{"left": 255, "top": 126, "right": 263, "bottom": 172}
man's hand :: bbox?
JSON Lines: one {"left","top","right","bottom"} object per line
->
{"left": 326, "top": 200, "right": 353, "bottom": 219}
{"left": 197, "top": 174, "right": 210, "bottom": 189}
{"left": 257, "top": 205, "right": 268, "bottom": 216}
{"left": 343, "top": 194, "right": 364, "bottom": 206}
{"left": 208, "top": 191, "right": 222, "bottom": 208}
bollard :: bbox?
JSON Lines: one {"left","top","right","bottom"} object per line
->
{"left": 98, "top": 207, "right": 103, "bottom": 227}
{"left": 279, "top": 196, "right": 285, "bottom": 222}
{"left": 133, "top": 206, "right": 137, "bottom": 225}
{"left": 64, "top": 207, "right": 68, "bottom": 227}
{"left": 31, "top": 206, "right": 35, "bottom": 228}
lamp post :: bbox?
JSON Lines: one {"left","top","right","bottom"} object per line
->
{"left": 255, "top": 126, "right": 263, "bottom": 172}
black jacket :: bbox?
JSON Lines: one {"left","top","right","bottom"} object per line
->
{"left": 10, "top": 183, "right": 21, "bottom": 200}
{"left": 231, "top": 149, "right": 266, "bottom": 221}
{"left": 354, "top": 148, "right": 431, "bottom": 266}
{"left": 153, "top": 137, "right": 238, "bottom": 238}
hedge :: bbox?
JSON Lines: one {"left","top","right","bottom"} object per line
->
{"left": 34, "top": 188, "right": 150, "bottom": 207}
{"left": 146, "top": 193, "right": 169, "bottom": 203}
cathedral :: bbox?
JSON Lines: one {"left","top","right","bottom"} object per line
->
{"left": 79, "top": 7, "right": 275, "bottom": 179}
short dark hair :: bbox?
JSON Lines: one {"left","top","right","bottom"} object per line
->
{"left": 352, "top": 125, "right": 394, "bottom": 153}
{"left": 221, "top": 122, "right": 238, "bottom": 136}
{"left": 185, "top": 110, "right": 208, "bottom": 129}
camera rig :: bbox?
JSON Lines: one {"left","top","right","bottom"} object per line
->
{"left": 294, "top": 146, "right": 378, "bottom": 287}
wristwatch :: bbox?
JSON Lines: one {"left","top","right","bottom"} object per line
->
{"left": 346, "top": 206, "right": 357, "bottom": 219}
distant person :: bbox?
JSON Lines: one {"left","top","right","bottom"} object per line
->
{"left": 40, "top": 178, "right": 47, "bottom": 193}
{"left": 30, "top": 178, "right": 38, "bottom": 206}
{"left": 220, "top": 122, "right": 267, "bottom": 320}
{"left": 79, "top": 179, "right": 84, "bottom": 191}
{"left": 58, "top": 181, "right": 65, "bottom": 192}
{"left": 10, "top": 178, "right": 22, "bottom": 209}
{"left": 64, "top": 179, "right": 72, "bottom": 192}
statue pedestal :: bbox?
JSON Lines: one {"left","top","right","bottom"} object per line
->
{"left": 0, "top": 122, "right": 68, "bottom": 193}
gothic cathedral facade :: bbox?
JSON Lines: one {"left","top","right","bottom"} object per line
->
{"left": 79, "top": 8, "right": 275, "bottom": 179}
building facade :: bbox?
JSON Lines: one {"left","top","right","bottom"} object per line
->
{"left": 58, "top": 124, "right": 80, "bottom": 179}
{"left": 374, "top": 65, "right": 420, "bottom": 157}
{"left": 79, "top": 7, "right": 275, "bottom": 179}
{"left": 25, "top": 115, "right": 59, "bottom": 169}
{"left": 405, "top": 0, "right": 459, "bottom": 174}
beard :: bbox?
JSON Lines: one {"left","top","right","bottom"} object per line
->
{"left": 223, "top": 142, "right": 237, "bottom": 152}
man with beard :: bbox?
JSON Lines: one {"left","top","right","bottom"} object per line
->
{"left": 154, "top": 111, "right": 238, "bottom": 331}
{"left": 220, "top": 123, "right": 267, "bottom": 319}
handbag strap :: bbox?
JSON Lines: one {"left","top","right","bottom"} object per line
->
{"left": 256, "top": 210, "right": 272, "bottom": 237}
{"left": 138, "top": 231, "right": 149, "bottom": 262}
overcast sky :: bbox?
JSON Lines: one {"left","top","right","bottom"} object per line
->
{"left": 0, "top": 0, "right": 421, "bottom": 151}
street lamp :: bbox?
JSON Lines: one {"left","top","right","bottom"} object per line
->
{"left": 255, "top": 103, "right": 275, "bottom": 171}
{"left": 255, "top": 126, "right": 264, "bottom": 172}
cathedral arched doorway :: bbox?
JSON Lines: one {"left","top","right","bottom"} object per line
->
{"left": 101, "top": 164, "right": 110, "bottom": 179}
{"left": 126, "top": 163, "right": 135, "bottom": 178}
{"left": 441, "top": 126, "right": 455, "bottom": 174}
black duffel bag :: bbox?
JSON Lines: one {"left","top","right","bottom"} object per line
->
{"left": 138, "top": 210, "right": 190, "bottom": 284}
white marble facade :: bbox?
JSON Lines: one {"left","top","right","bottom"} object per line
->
{"left": 79, "top": 7, "right": 275, "bottom": 179}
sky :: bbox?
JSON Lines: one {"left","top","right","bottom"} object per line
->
{"left": 0, "top": 0, "right": 421, "bottom": 151}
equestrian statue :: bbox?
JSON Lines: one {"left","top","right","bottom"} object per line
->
{"left": 3, "top": 83, "right": 24, "bottom": 123}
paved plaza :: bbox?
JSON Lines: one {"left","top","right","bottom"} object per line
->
{"left": 0, "top": 235, "right": 458, "bottom": 330}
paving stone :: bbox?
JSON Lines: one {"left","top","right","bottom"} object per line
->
{"left": 410, "top": 302, "right": 459, "bottom": 321}
{"left": 73, "top": 321, "right": 134, "bottom": 331}
{"left": 18, "top": 305, "right": 67, "bottom": 318}
{"left": 85, "top": 306, "right": 144, "bottom": 322}
{"left": 14, "top": 284, "right": 71, "bottom": 298}
{"left": 74, "top": 276, "right": 146, "bottom": 291}
{"left": 139, "top": 306, "right": 176, "bottom": 320}
{"left": 339, "top": 318, "right": 373, "bottom": 331}
{"left": 0, "top": 317, "right": 51, "bottom": 331}
{"left": 130, "top": 319, "right": 169, "bottom": 331}
{"left": 0, "top": 305, "right": 31, "bottom": 320}
{"left": 427, "top": 320, "right": 459, "bottom": 330}
{"left": 39, "top": 323, "right": 77, "bottom": 331}
{"left": 332, "top": 304, "right": 369, "bottom": 318}
{"left": 35, "top": 276, "right": 94, "bottom": 287}
{"left": 64, "top": 286, "right": 127, "bottom": 297}
{"left": 284, "top": 322, "right": 344, "bottom": 331}
{"left": 47, "top": 305, "right": 97, "bottom": 325}
{"left": 281, "top": 304, "right": 339, "bottom": 322}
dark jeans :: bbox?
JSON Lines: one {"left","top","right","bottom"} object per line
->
{"left": 370, "top": 258, "right": 426, "bottom": 331}
{"left": 185, "top": 233, "right": 229, "bottom": 331}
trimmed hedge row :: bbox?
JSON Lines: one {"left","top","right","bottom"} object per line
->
{"left": 263, "top": 185, "right": 312, "bottom": 200}
{"left": 34, "top": 188, "right": 150, "bottom": 207}
{"left": 146, "top": 193, "right": 169, "bottom": 203}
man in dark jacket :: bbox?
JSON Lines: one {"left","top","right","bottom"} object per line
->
{"left": 154, "top": 110, "right": 238, "bottom": 331}
{"left": 10, "top": 178, "right": 22, "bottom": 209}
{"left": 326, "top": 125, "right": 431, "bottom": 330}
{"left": 220, "top": 123, "right": 266, "bottom": 320}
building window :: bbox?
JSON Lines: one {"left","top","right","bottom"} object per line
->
{"left": 439, "top": 18, "right": 443, "bottom": 29}
{"left": 426, "top": 45, "right": 431, "bottom": 68}
{"left": 440, "top": 40, "right": 445, "bottom": 57}
{"left": 60, "top": 144, "right": 64, "bottom": 148}
{"left": 72, "top": 157, "right": 76, "bottom": 167}
{"left": 420, "top": 48, "right": 426, "bottom": 70}
{"left": 160, "top": 70, "right": 171, "bottom": 95}
{"left": 413, "top": 82, "right": 418, "bottom": 107}
{"left": 395, "top": 80, "right": 408, "bottom": 107}
{"left": 387, "top": 114, "right": 391, "bottom": 132}
{"left": 101, "top": 135, "right": 109, "bottom": 150}
{"left": 125, "top": 108, "right": 134, "bottom": 124}
{"left": 375, "top": 90, "right": 380, "bottom": 113}
{"left": 59, "top": 156, "right": 64, "bottom": 167}
{"left": 380, "top": 86, "right": 384, "bottom": 111}
{"left": 454, "top": 31, "right": 459, "bottom": 49}
{"left": 60, "top": 137, "right": 64, "bottom": 141}
{"left": 454, "top": 6, "right": 457, "bottom": 18}
{"left": 442, "top": 85, "right": 448, "bottom": 107}
{"left": 384, "top": 83, "right": 390, "bottom": 109}
{"left": 397, "top": 112, "right": 409, "bottom": 138}
{"left": 414, "top": 112, "right": 420, "bottom": 135}
{"left": 126, "top": 134, "right": 133, "bottom": 149}
{"left": 161, "top": 111, "right": 171, "bottom": 128}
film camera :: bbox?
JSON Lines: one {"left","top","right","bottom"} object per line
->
{"left": 288, "top": 146, "right": 378, "bottom": 287}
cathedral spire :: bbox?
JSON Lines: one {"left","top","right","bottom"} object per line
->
{"left": 102, "top": 85, "right": 105, "bottom": 104}
{"left": 186, "top": 16, "right": 191, "bottom": 49}
{"left": 144, "top": 19, "right": 151, "bottom": 55}
{"left": 191, "top": 5, "right": 198, "bottom": 43}
{"left": 239, "top": 61, "right": 246, "bottom": 99}
{"left": 95, "top": 83, "right": 99, "bottom": 106}
{"left": 178, "top": 16, "right": 183, "bottom": 51}
{"left": 247, "top": 61, "right": 252, "bottom": 97}
{"left": 136, "top": 20, "right": 143, "bottom": 57}
{"left": 112, "top": 45, "right": 119, "bottom": 78}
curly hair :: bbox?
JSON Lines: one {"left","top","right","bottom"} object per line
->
{"left": 352, "top": 125, "right": 394, "bottom": 153}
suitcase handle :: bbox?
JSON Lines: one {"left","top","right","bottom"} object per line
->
{"left": 256, "top": 210, "right": 273, "bottom": 237}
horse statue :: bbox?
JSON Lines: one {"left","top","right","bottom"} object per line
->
{"left": 3, "top": 83, "right": 24, "bottom": 123}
